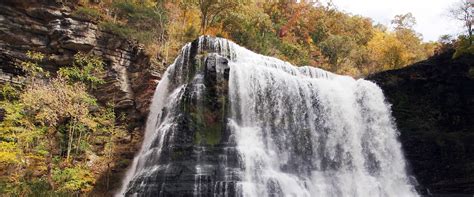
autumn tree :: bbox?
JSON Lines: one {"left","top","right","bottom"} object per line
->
{"left": 449, "top": 0, "right": 473, "bottom": 45}
{"left": 194, "top": 0, "right": 242, "bottom": 33}
{"left": 319, "top": 35, "right": 356, "bottom": 70}
{"left": 367, "top": 30, "right": 409, "bottom": 70}
{"left": 0, "top": 52, "right": 126, "bottom": 195}
{"left": 72, "top": 0, "right": 439, "bottom": 76}
{"left": 391, "top": 13, "right": 431, "bottom": 64}
{"left": 221, "top": 3, "right": 275, "bottom": 54}
{"left": 391, "top": 13, "right": 416, "bottom": 30}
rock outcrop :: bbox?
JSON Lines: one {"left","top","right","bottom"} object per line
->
{"left": 368, "top": 51, "right": 474, "bottom": 195}
{"left": 123, "top": 37, "right": 241, "bottom": 196}
{"left": 0, "top": 0, "right": 160, "bottom": 120}
{"left": 0, "top": 0, "right": 161, "bottom": 194}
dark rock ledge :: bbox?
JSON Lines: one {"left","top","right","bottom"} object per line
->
{"left": 368, "top": 51, "right": 474, "bottom": 196}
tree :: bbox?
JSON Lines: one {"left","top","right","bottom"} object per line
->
{"left": 0, "top": 52, "right": 126, "bottom": 195}
{"left": 195, "top": 0, "right": 241, "bottom": 33}
{"left": 58, "top": 52, "right": 105, "bottom": 89}
{"left": 367, "top": 30, "right": 409, "bottom": 70}
{"left": 391, "top": 13, "right": 428, "bottom": 63}
{"left": 319, "top": 34, "right": 356, "bottom": 70}
{"left": 391, "top": 13, "right": 416, "bottom": 30}
{"left": 221, "top": 3, "right": 274, "bottom": 54}
{"left": 449, "top": 0, "right": 473, "bottom": 45}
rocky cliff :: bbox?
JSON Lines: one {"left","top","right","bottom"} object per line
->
{"left": 368, "top": 51, "right": 474, "bottom": 195}
{"left": 122, "top": 36, "right": 241, "bottom": 196}
{"left": 0, "top": 0, "right": 161, "bottom": 117}
{"left": 0, "top": 1, "right": 160, "bottom": 194}
{"left": 2, "top": 1, "right": 474, "bottom": 195}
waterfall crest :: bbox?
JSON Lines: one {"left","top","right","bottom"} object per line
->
{"left": 117, "top": 36, "right": 418, "bottom": 197}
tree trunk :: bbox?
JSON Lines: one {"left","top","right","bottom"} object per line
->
{"left": 66, "top": 120, "right": 75, "bottom": 162}
{"left": 201, "top": 14, "right": 207, "bottom": 34}
{"left": 47, "top": 130, "right": 55, "bottom": 190}
{"left": 75, "top": 127, "right": 83, "bottom": 155}
{"left": 468, "top": 23, "right": 472, "bottom": 46}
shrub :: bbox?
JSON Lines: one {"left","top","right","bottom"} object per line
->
{"left": 99, "top": 22, "right": 135, "bottom": 40}
{"left": 453, "top": 35, "right": 474, "bottom": 59}
{"left": 72, "top": 7, "right": 103, "bottom": 21}
{"left": 58, "top": 52, "right": 105, "bottom": 88}
{"left": 0, "top": 52, "right": 127, "bottom": 195}
{"left": 52, "top": 166, "right": 95, "bottom": 193}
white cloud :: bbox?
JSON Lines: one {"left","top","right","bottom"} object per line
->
{"left": 321, "top": 0, "right": 464, "bottom": 41}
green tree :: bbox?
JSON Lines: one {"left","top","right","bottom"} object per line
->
{"left": 195, "top": 0, "right": 241, "bottom": 33}
{"left": 222, "top": 3, "right": 275, "bottom": 54}
{"left": 319, "top": 35, "right": 356, "bottom": 71}
{"left": 58, "top": 52, "right": 105, "bottom": 89}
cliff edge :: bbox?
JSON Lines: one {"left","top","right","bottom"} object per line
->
{"left": 369, "top": 51, "right": 474, "bottom": 195}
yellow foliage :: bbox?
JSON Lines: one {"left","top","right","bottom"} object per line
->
{"left": 367, "top": 30, "right": 410, "bottom": 70}
{"left": 0, "top": 53, "right": 128, "bottom": 195}
{"left": 0, "top": 142, "right": 20, "bottom": 165}
{"left": 21, "top": 78, "right": 91, "bottom": 127}
{"left": 204, "top": 25, "right": 230, "bottom": 38}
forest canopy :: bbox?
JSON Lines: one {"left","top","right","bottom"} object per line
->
{"left": 72, "top": 0, "right": 447, "bottom": 77}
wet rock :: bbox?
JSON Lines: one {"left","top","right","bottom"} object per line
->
{"left": 124, "top": 37, "right": 240, "bottom": 197}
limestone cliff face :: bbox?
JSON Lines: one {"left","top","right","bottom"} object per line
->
{"left": 0, "top": 1, "right": 160, "bottom": 194}
{"left": 368, "top": 51, "right": 474, "bottom": 195}
{"left": 0, "top": 0, "right": 160, "bottom": 122}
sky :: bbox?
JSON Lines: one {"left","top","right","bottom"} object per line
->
{"left": 320, "top": 0, "right": 465, "bottom": 42}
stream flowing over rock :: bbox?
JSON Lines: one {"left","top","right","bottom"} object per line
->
{"left": 118, "top": 36, "right": 418, "bottom": 197}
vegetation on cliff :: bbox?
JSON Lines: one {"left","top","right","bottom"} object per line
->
{"left": 0, "top": 52, "right": 126, "bottom": 195}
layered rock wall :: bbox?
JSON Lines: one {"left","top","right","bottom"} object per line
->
{"left": 0, "top": 0, "right": 160, "bottom": 121}
{"left": 0, "top": 1, "right": 161, "bottom": 194}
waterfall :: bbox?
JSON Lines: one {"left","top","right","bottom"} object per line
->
{"left": 117, "top": 36, "right": 418, "bottom": 197}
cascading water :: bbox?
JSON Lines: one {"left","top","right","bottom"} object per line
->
{"left": 117, "top": 36, "right": 418, "bottom": 197}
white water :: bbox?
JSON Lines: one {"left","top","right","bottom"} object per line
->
{"left": 118, "top": 36, "right": 418, "bottom": 197}
{"left": 116, "top": 42, "right": 195, "bottom": 196}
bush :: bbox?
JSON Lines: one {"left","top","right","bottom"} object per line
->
{"left": 96, "top": 1, "right": 167, "bottom": 56}
{"left": 99, "top": 22, "right": 135, "bottom": 39}
{"left": 52, "top": 166, "right": 95, "bottom": 193}
{"left": 110, "top": 0, "right": 167, "bottom": 41}
{"left": 453, "top": 35, "right": 474, "bottom": 59}
{"left": 58, "top": 52, "right": 105, "bottom": 88}
{"left": 0, "top": 52, "right": 127, "bottom": 195}
{"left": 72, "top": 7, "right": 103, "bottom": 21}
